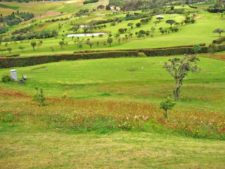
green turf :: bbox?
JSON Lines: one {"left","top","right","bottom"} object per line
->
{"left": 0, "top": 1, "right": 225, "bottom": 168}
{"left": 0, "top": 3, "right": 224, "bottom": 57}
{"left": 1, "top": 56, "right": 225, "bottom": 112}
{"left": 0, "top": 3, "right": 19, "bottom": 10}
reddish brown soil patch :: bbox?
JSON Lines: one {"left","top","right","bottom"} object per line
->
{"left": 37, "top": 11, "right": 61, "bottom": 19}
{"left": 0, "top": 88, "right": 28, "bottom": 98}
{"left": 206, "top": 54, "right": 225, "bottom": 61}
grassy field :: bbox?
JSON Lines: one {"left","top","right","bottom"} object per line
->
{"left": 115, "top": 12, "right": 225, "bottom": 49}
{"left": 0, "top": 0, "right": 107, "bottom": 15}
{"left": 1, "top": 130, "right": 225, "bottom": 169}
{"left": 1, "top": 56, "right": 225, "bottom": 111}
{"left": 0, "top": 2, "right": 224, "bottom": 57}
{"left": 1, "top": 1, "right": 225, "bottom": 168}
{"left": 0, "top": 56, "right": 225, "bottom": 140}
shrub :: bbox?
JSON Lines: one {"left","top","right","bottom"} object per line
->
{"left": 160, "top": 97, "right": 176, "bottom": 119}
{"left": 107, "top": 37, "right": 113, "bottom": 46}
{"left": 118, "top": 28, "right": 127, "bottom": 34}
{"left": 212, "top": 37, "right": 225, "bottom": 44}
{"left": 0, "top": 26, "right": 8, "bottom": 34}
{"left": 1, "top": 75, "right": 12, "bottom": 83}
{"left": 76, "top": 9, "right": 89, "bottom": 17}
{"left": 137, "top": 30, "right": 148, "bottom": 38}
{"left": 3, "top": 11, "right": 34, "bottom": 26}
{"left": 83, "top": 0, "right": 98, "bottom": 4}
{"left": 207, "top": 6, "right": 225, "bottom": 13}
{"left": 11, "top": 30, "right": 58, "bottom": 41}
{"left": 125, "top": 13, "right": 149, "bottom": 20}
{"left": 213, "top": 28, "right": 225, "bottom": 37}
{"left": 136, "top": 22, "right": 141, "bottom": 28}
{"left": 140, "top": 18, "right": 150, "bottom": 24}
{"left": 170, "top": 27, "right": 179, "bottom": 32}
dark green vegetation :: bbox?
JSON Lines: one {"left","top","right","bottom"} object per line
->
{"left": 0, "top": 0, "right": 225, "bottom": 168}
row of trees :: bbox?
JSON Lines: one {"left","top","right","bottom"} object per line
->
{"left": 0, "top": 11, "right": 34, "bottom": 26}
{"left": 109, "top": 0, "right": 207, "bottom": 11}
{"left": 58, "top": 36, "right": 114, "bottom": 49}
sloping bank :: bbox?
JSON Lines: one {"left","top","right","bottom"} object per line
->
{"left": 0, "top": 44, "right": 224, "bottom": 68}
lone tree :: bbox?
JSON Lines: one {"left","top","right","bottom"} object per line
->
{"left": 166, "top": 19, "right": 176, "bottom": 28}
{"left": 213, "top": 28, "right": 225, "bottom": 37}
{"left": 107, "top": 37, "right": 113, "bottom": 46}
{"left": 59, "top": 40, "right": 65, "bottom": 49}
{"left": 31, "top": 41, "right": 37, "bottom": 51}
{"left": 160, "top": 97, "right": 176, "bottom": 119}
{"left": 164, "top": 55, "right": 200, "bottom": 100}
{"left": 86, "top": 39, "right": 93, "bottom": 48}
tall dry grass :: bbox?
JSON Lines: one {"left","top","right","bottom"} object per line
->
{"left": 0, "top": 88, "right": 225, "bottom": 138}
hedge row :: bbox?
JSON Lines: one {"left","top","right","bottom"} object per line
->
{"left": 212, "top": 37, "right": 225, "bottom": 44}
{"left": 213, "top": 44, "right": 225, "bottom": 52}
{"left": 83, "top": 0, "right": 98, "bottom": 4}
{"left": 0, "top": 44, "right": 222, "bottom": 68}
{"left": 141, "top": 46, "right": 208, "bottom": 56}
{"left": 0, "top": 51, "right": 138, "bottom": 68}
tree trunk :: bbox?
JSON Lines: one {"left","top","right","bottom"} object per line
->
{"left": 164, "top": 110, "right": 168, "bottom": 119}
{"left": 173, "top": 80, "right": 182, "bottom": 101}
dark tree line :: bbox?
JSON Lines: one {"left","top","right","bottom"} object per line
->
{"left": 109, "top": 0, "right": 210, "bottom": 10}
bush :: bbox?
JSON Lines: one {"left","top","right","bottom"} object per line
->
{"left": 140, "top": 18, "right": 151, "bottom": 24}
{"left": 212, "top": 37, "right": 225, "bottom": 44}
{"left": 136, "top": 30, "right": 150, "bottom": 38}
{"left": 83, "top": 0, "right": 98, "bottom": 4}
{"left": 3, "top": 11, "right": 34, "bottom": 26}
{"left": 207, "top": 6, "right": 225, "bottom": 13}
{"left": 0, "top": 26, "right": 8, "bottom": 34}
{"left": 1, "top": 75, "right": 12, "bottom": 83}
{"left": 160, "top": 97, "right": 176, "bottom": 119}
{"left": 136, "top": 22, "right": 141, "bottom": 28}
{"left": 11, "top": 30, "right": 58, "bottom": 41}
{"left": 125, "top": 13, "right": 149, "bottom": 20}
{"left": 76, "top": 9, "right": 89, "bottom": 17}
{"left": 118, "top": 28, "right": 127, "bottom": 34}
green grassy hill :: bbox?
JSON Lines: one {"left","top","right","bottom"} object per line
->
{"left": 0, "top": 1, "right": 225, "bottom": 168}
{"left": 1, "top": 55, "right": 225, "bottom": 136}
{"left": 0, "top": 55, "right": 225, "bottom": 168}
{"left": 0, "top": 1, "right": 224, "bottom": 57}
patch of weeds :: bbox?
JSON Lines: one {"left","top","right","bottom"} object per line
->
{"left": 127, "top": 67, "right": 138, "bottom": 72}
{"left": 141, "top": 120, "right": 173, "bottom": 134}
{"left": 99, "top": 92, "right": 111, "bottom": 97}
{"left": 0, "top": 113, "right": 15, "bottom": 123}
